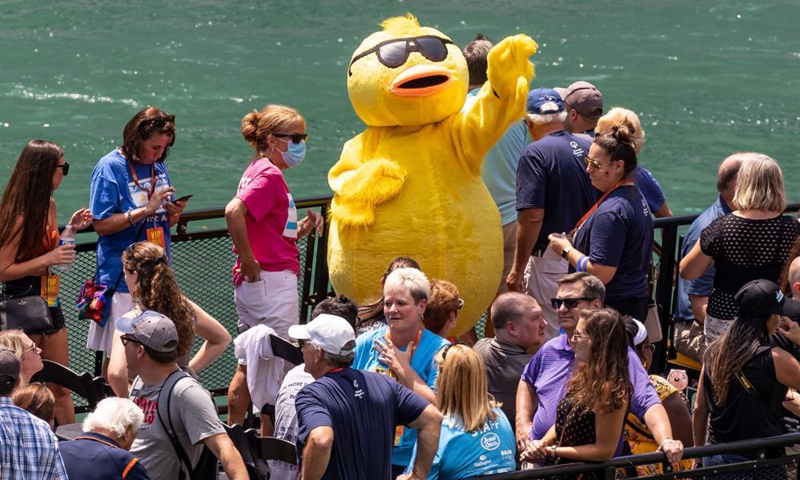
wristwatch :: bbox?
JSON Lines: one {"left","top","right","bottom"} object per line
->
{"left": 561, "top": 246, "right": 572, "bottom": 260}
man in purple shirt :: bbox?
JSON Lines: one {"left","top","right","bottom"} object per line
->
{"left": 515, "top": 272, "right": 684, "bottom": 465}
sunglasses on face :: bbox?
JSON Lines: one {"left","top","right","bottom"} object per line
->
{"left": 550, "top": 297, "right": 595, "bottom": 310}
{"left": 55, "top": 163, "right": 70, "bottom": 176}
{"left": 121, "top": 335, "right": 142, "bottom": 347}
{"left": 348, "top": 35, "right": 454, "bottom": 76}
{"left": 272, "top": 133, "right": 308, "bottom": 145}
{"left": 457, "top": 298, "right": 464, "bottom": 311}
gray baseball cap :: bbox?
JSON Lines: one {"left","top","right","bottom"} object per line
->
{"left": 0, "top": 345, "right": 20, "bottom": 383}
{"left": 116, "top": 310, "right": 179, "bottom": 353}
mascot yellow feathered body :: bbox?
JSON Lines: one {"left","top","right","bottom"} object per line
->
{"left": 328, "top": 14, "right": 537, "bottom": 336}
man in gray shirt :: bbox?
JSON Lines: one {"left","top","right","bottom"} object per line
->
{"left": 474, "top": 292, "right": 547, "bottom": 439}
{"left": 123, "top": 310, "right": 247, "bottom": 480}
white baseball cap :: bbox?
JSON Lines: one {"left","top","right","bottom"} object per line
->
{"left": 288, "top": 314, "right": 356, "bottom": 357}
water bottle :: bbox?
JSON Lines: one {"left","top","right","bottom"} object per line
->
{"left": 53, "top": 226, "right": 75, "bottom": 273}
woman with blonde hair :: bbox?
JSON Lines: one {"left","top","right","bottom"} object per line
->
{"left": 0, "top": 330, "right": 44, "bottom": 387}
{"left": 357, "top": 256, "right": 421, "bottom": 335}
{"left": 522, "top": 308, "right": 632, "bottom": 478}
{"left": 354, "top": 266, "right": 450, "bottom": 476}
{"left": 681, "top": 153, "right": 800, "bottom": 342}
{"left": 596, "top": 107, "right": 671, "bottom": 217}
{"left": 421, "top": 344, "right": 515, "bottom": 479}
{"left": 106, "top": 242, "right": 231, "bottom": 396}
{"left": 225, "top": 104, "right": 323, "bottom": 430}
{"left": 548, "top": 120, "right": 654, "bottom": 321}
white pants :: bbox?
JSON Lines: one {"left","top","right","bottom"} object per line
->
{"left": 86, "top": 292, "right": 134, "bottom": 353}
{"left": 524, "top": 248, "right": 568, "bottom": 341}
{"left": 234, "top": 269, "right": 299, "bottom": 363}
{"left": 704, "top": 313, "right": 732, "bottom": 345}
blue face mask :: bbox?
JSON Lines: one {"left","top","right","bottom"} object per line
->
{"left": 280, "top": 139, "right": 306, "bottom": 167}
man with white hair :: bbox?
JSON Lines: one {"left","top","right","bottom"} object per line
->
{"left": 507, "top": 88, "right": 598, "bottom": 339}
{"left": 59, "top": 397, "right": 150, "bottom": 479}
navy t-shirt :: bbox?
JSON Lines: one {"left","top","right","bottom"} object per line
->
{"left": 515, "top": 131, "right": 598, "bottom": 252}
{"left": 574, "top": 185, "right": 654, "bottom": 301}
{"left": 295, "top": 368, "right": 430, "bottom": 480}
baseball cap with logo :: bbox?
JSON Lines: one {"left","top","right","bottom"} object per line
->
{"left": 734, "top": 279, "right": 800, "bottom": 320}
{"left": 526, "top": 88, "right": 564, "bottom": 115}
{"left": 116, "top": 310, "right": 179, "bottom": 353}
{"left": 288, "top": 314, "right": 356, "bottom": 357}
{"left": 0, "top": 345, "right": 20, "bottom": 383}
{"left": 562, "top": 81, "right": 603, "bottom": 119}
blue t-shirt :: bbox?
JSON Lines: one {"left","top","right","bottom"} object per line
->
{"left": 634, "top": 167, "right": 666, "bottom": 214}
{"left": 573, "top": 185, "right": 654, "bottom": 301}
{"left": 295, "top": 368, "right": 430, "bottom": 480}
{"left": 464, "top": 88, "right": 530, "bottom": 226}
{"left": 90, "top": 149, "right": 173, "bottom": 293}
{"left": 674, "top": 195, "right": 732, "bottom": 321}
{"left": 515, "top": 131, "right": 598, "bottom": 252}
{"left": 423, "top": 409, "right": 515, "bottom": 479}
{"left": 353, "top": 326, "right": 449, "bottom": 466}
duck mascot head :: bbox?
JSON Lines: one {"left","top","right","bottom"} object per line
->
{"left": 328, "top": 14, "right": 537, "bottom": 336}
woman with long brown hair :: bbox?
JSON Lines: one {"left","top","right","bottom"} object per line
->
{"left": 0, "top": 139, "right": 92, "bottom": 425}
{"left": 522, "top": 308, "right": 631, "bottom": 478}
{"left": 106, "top": 242, "right": 230, "bottom": 396}
{"left": 88, "top": 107, "right": 189, "bottom": 356}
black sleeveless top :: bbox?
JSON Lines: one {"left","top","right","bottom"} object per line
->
{"left": 703, "top": 342, "right": 786, "bottom": 458}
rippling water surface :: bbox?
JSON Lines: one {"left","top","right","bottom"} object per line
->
{"left": 1, "top": 0, "right": 799, "bottom": 226}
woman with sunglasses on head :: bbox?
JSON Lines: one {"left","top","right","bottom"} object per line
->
{"left": 622, "top": 317, "right": 693, "bottom": 475}
{"left": 105, "top": 242, "right": 230, "bottom": 397}
{"left": 422, "top": 279, "right": 462, "bottom": 339}
{"left": 0, "top": 140, "right": 92, "bottom": 425}
{"left": 354, "top": 267, "right": 450, "bottom": 477}
{"left": 225, "top": 104, "right": 323, "bottom": 432}
{"left": 88, "top": 107, "right": 188, "bottom": 359}
{"left": 548, "top": 118, "right": 654, "bottom": 322}
{"left": 522, "top": 308, "right": 631, "bottom": 478}
{"left": 409, "top": 344, "right": 514, "bottom": 479}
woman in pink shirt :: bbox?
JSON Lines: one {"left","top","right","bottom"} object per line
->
{"left": 225, "top": 104, "right": 323, "bottom": 432}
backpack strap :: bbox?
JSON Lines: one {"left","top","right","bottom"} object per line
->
{"left": 155, "top": 369, "right": 194, "bottom": 480}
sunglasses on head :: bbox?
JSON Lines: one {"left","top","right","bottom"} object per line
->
{"left": 55, "top": 162, "right": 70, "bottom": 176}
{"left": 139, "top": 115, "right": 175, "bottom": 136}
{"left": 457, "top": 298, "right": 464, "bottom": 311}
{"left": 440, "top": 342, "right": 468, "bottom": 362}
{"left": 348, "top": 35, "right": 454, "bottom": 76}
{"left": 272, "top": 133, "right": 308, "bottom": 145}
{"left": 551, "top": 297, "right": 595, "bottom": 310}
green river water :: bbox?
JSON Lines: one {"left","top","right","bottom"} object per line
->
{"left": 1, "top": 0, "right": 800, "bottom": 225}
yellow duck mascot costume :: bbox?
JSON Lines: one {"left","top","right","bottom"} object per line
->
{"left": 328, "top": 14, "right": 537, "bottom": 336}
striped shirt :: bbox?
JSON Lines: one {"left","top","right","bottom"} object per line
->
{"left": 0, "top": 396, "right": 68, "bottom": 480}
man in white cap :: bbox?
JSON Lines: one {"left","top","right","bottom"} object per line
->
{"left": 0, "top": 345, "right": 68, "bottom": 479}
{"left": 122, "top": 310, "right": 247, "bottom": 480}
{"left": 291, "top": 314, "right": 442, "bottom": 480}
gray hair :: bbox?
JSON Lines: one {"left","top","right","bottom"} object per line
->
{"left": 82, "top": 397, "right": 144, "bottom": 438}
{"left": 322, "top": 351, "right": 355, "bottom": 369}
{"left": 384, "top": 267, "right": 430, "bottom": 303}
{"left": 527, "top": 110, "right": 567, "bottom": 126}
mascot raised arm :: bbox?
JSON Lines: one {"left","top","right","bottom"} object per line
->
{"left": 328, "top": 14, "right": 537, "bottom": 336}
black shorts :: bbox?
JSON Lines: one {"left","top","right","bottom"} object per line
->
{"left": 3, "top": 276, "right": 66, "bottom": 334}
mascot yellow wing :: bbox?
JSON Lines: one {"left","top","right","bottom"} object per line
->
{"left": 449, "top": 34, "right": 537, "bottom": 174}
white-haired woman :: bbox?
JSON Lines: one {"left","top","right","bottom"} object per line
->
{"left": 681, "top": 153, "right": 800, "bottom": 343}
{"left": 353, "top": 267, "right": 450, "bottom": 478}
{"left": 59, "top": 397, "right": 149, "bottom": 479}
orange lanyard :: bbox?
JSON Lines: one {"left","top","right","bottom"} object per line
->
{"left": 384, "top": 327, "right": 424, "bottom": 375}
{"left": 127, "top": 160, "right": 156, "bottom": 199}
{"left": 571, "top": 179, "right": 625, "bottom": 236}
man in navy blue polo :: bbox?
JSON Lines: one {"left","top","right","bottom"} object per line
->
{"left": 507, "top": 88, "right": 598, "bottom": 339}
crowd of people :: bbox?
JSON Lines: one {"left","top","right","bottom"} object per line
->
{"left": 1, "top": 32, "right": 800, "bottom": 480}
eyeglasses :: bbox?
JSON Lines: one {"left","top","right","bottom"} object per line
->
{"left": 24, "top": 343, "right": 40, "bottom": 354}
{"left": 348, "top": 35, "right": 454, "bottom": 76}
{"left": 273, "top": 133, "right": 308, "bottom": 145}
{"left": 150, "top": 115, "right": 175, "bottom": 129}
{"left": 139, "top": 115, "right": 175, "bottom": 135}
{"left": 457, "top": 298, "right": 464, "bottom": 311}
{"left": 55, "top": 163, "right": 70, "bottom": 176}
{"left": 440, "top": 342, "right": 467, "bottom": 362}
{"left": 298, "top": 339, "right": 315, "bottom": 350}
{"left": 121, "top": 335, "right": 142, "bottom": 347}
{"left": 639, "top": 344, "right": 656, "bottom": 354}
{"left": 584, "top": 156, "right": 619, "bottom": 170}
{"left": 571, "top": 331, "right": 587, "bottom": 341}
{"left": 551, "top": 297, "right": 595, "bottom": 310}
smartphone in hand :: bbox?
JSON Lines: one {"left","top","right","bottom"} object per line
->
{"left": 174, "top": 194, "right": 194, "bottom": 203}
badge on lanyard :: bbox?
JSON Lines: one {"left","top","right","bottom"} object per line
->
{"left": 146, "top": 227, "right": 165, "bottom": 248}
{"left": 394, "top": 425, "right": 404, "bottom": 446}
{"left": 41, "top": 275, "right": 60, "bottom": 308}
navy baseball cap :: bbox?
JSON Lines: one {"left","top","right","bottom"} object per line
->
{"left": 526, "top": 88, "right": 564, "bottom": 115}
